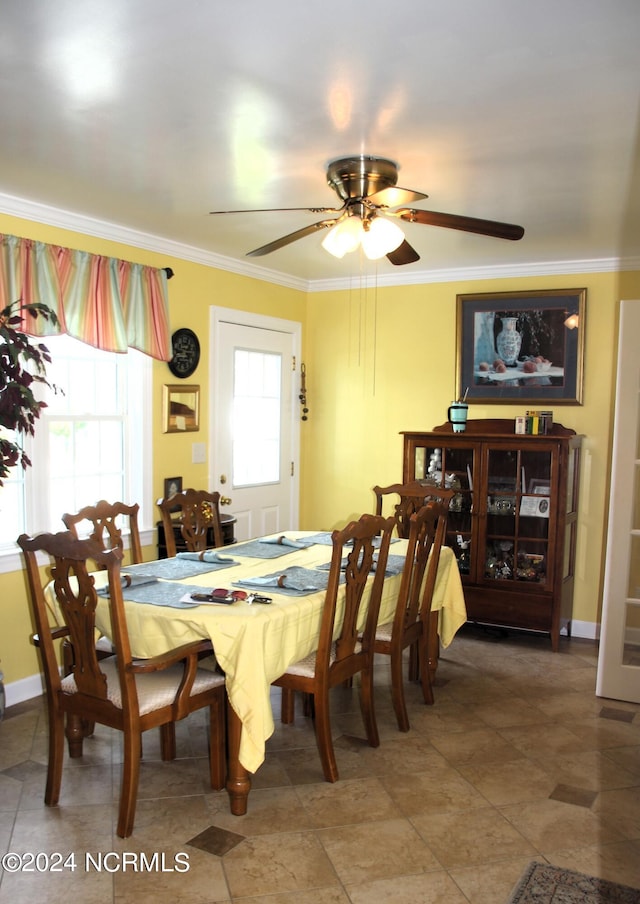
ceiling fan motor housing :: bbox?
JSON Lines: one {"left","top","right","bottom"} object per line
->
{"left": 326, "top": 155, "right": 399, "bottom": 202}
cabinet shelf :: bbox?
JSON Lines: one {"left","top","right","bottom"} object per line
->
{"left": 402, "top": 419, "right": 583, "bottom": 650}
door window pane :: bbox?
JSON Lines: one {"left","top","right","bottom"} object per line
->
{"left": 232, "top": 350, "right": 281, "bottom": 487}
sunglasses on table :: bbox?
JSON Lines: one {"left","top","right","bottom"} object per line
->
{"left": 189, "top": 588, "right": 272, "bottom": 605}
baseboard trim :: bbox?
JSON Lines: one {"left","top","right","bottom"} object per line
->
{"left": 5, "top": 672, "right": 45, "bottom": 707}
{"left": 5, "top": 619, "right": 602, "bottom": 707}
{"left": 569, "top": 619, "right": 600, "bottom": 641}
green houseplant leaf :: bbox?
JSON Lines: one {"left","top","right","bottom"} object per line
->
{"left": 0, "top": 300, "right": 59, "bottom": 486}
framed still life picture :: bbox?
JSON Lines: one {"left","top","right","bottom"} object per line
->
{"left": 456, "top": 288, "right": 586, "bottom": 404}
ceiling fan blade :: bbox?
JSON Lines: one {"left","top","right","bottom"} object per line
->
{"left": 368, "top": 186, "right": 428, "bottom": 208}
{"left": 386, "top": 240, "right": 420, "bottom": 266}
{"left": 397, "top": 208, "right": 525, "bottom": 240}
{"left": 246, "top": 219, "right": 337, "bottom": 257}
{"left": 210, "top": 205, "right": 341, "bottom": 215}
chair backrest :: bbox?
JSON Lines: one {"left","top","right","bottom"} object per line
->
{"left": 62, "top": 500, "right": 143, "bottom": 565}
{"left": 373, "top": 480, "right": 455, "bottom": 539}
{"left": 17, "top": 531, "right": 135, "bottom": 710}
{"left": 316, "top": 513, "right": 396, "bottom": 679}
{"left": 416, "top": 497, "right": 451, "bottom": 622}
{"left": 156, "top": 488, "right": 224, "bottom": 557}
{"left": 391, "top": 499, "right": 448, "bottom": 638}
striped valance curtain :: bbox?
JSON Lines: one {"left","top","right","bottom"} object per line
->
{"left": 0, "top": 233, "right": 171, "bottom": 361}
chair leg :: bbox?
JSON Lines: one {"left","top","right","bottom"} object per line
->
{"left": 420, "top": 644, "right": 435, "bottom": 706}
{"left": 208, "top": 695, "right": 226, "bottom": 791}
{"left": 65, "top": 712, "right": 85, "bottom": 758}
{"left": 313, "top": 690, "right": 339, "bottom": 783}
{"left": 45, "top": 708, "right": 65, "bottom": 805}
{"left": 418, "top": 636, "right": 434, "bottom": 706}
{"left": 408, "top": 641, "right": 419, "bottom": 682}
{"left": 117, "top": 730, "right": 142, "bottom": 839}
{"left": 280, "top": 687, "right": 295, "bottom": 723}
{"left": 390, "top": 648, "right": 411, "bottom": 732}
{"left": 359, "top": 664, "right": 380, "bottom": 748}
{"left": 160, "top": 723, "right": 176, "bottom": 761}
{"left": 62, "top": 641, "right": 97, "bottom": 740}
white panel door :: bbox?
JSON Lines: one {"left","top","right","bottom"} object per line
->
{"left": 210, "top": 307, "right": 301, "bottom": 541}
{"left": 596, "top": 300, "right": 640, "bottom": 703}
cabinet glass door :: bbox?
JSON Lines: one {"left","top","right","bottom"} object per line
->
{"left": 414, "top": 442, "right": 474, "bottom": 574}
{"left": 484, "top": 446, "right": 552, "bottom": 586}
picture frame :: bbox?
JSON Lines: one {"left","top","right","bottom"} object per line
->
{"left": 163, "top": 384, "right": 200, "bottom": 433}
{"left": 519, "top": 494, "right": 551, "bottom": 518}
{"left": 529, "top": 479, "right": 551, "bottom": 495}
{"left": 163, "top": 476, "right": 183, "bottom": 510}
{"left": 456, "top": 288, "right": 586, "bottom": 404}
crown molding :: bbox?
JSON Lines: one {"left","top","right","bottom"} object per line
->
{"left": 1, "top": 191, "right": 636, "bottom": 294}
{"left": 307, "top": 255, "right": 640, "bottom": 292}
{"left": 0, "top": 192, "right": 309, "bottom": 291}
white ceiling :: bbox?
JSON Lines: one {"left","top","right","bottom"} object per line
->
{"left": 1, "top": 0, "right": 639, "bottom": 287}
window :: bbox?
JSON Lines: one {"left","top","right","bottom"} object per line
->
{"left": 232, "top": 349, "right": 282, "bottom": 487}
{"left": 0, "top": 335, "right": 151, "bottom": 570}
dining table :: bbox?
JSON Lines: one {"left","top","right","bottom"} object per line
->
{"left": 91, "top": 530, "right": 467, "bottom": 815}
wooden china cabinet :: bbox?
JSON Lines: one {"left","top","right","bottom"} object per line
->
{"left": 401, "top": 419, "right": 583, "bottom": 650}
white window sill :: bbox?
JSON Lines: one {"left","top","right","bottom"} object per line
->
{"left": 0, "top": 527, "right": 157, "bottom": 575}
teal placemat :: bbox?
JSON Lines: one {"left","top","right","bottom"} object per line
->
{"left": 122, "top": 555, "right": 238, "bottom": 580}
{"left": 316, "top": 553, "right": 406, "bottom": 576}
{"left": 100, "top": 580, "right": 218, "bottom": 608}
{"left": 303, "top": 532, "right": 401, "bottom": 548}
{"left": 234, "top": 566, "right": 343, "bottom": 596}
{"left": 230, "top": 537, "right": 316, "bottom": 559}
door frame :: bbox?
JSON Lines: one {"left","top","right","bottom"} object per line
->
{"left": 596, "top": 299, "right": 640, "bottom": 702}
{"left": 208, "top": 305, "right": 302, "bottom": 530}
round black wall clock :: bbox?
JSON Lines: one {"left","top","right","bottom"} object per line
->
{"left": 168, "top": 328, "right": 200, "bottom": 378}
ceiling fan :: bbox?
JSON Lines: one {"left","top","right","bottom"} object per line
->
{"left": 209, "top": 155, "right": 525, "bottom": 266}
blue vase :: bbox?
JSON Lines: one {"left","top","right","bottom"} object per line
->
{"left": 496, "top": 317, "right": 522, "bottom": 365}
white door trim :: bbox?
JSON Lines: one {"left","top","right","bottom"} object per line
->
{"left": 596, "top": 299, "right": 640, "bottom": 703}
{"left": 208, "top": 305, "right": 302, "bottom": 530}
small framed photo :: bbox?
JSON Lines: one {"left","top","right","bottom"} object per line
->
{"left": 519, "top": 495, "right": 550, "bottom": 518}
{"left": 456, "top": 288, "right": 586, "bottom": 404}
{"left": 529, "top": 479, "right": 551, "bottom": 495}
{"left": 163, "top": 476, "right": 182, "bottom": 503}
{"left": 163, "top": 384, "right": 200, "bottom": 433}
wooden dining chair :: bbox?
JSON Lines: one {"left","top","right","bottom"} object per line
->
{"left": 157, "top": 488, "right": 224, "bottom": 557}
{"left": 61, "top": 500, "right": 143, "bottom": 690}
{"left": 273, "top": 512, "right": 395, "bottom": 783}
{"left": 17, "top": 530, "right": 227, "bottom": 838}
{"left": 372, "top": 498, "right": 451, "bottom": 731}
{"left": 62, "top": 499, "right": 143, "bottom": 565}
{"left": 373, "top": 480, "right": 454, "bottom": 538}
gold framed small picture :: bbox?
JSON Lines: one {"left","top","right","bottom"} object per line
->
{"left": 163, "top": 384, "right": 200, "bottom": 433}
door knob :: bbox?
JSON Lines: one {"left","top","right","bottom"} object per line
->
{"left": 219, "top": 474, "right": 227, "bottom": 484}
{"left": 220, "top": 496, "right": 232, "bottom": 506}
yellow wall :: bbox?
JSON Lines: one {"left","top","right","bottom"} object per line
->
{"left": 2, "top": 208, "right": 639, "bottom": 690}
{"left": 300, "top": 270, "right": 640, "bottom": 633}
{"left": 0, "top": 212, "right": 305, "bottom": 686}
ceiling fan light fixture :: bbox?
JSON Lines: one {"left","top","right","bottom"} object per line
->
{"left": 360, "top": 216, "right": 405, "bottom": 260}
{"left": 321, "top": 216, "right": 363, "bottom": 258}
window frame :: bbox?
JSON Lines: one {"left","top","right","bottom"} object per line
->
{"left": 0, "top": 338, "right": 153, "bottom": 573}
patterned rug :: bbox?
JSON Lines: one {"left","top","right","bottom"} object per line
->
{"left": 507, "top": 862, "right": 640, "bottom": 903}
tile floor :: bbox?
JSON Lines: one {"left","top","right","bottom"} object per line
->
{"left": 1, "top": 624, "right": 639, "bottom": 903}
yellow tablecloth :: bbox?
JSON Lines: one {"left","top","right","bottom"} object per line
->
{"left": 92, "top": 533, "right": 466, "bottom": 773}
